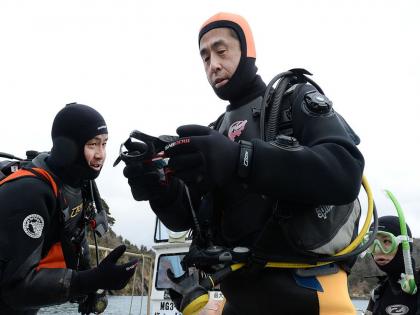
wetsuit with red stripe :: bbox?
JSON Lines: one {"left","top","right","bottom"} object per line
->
{"left": 0, "top": 155, "right": 90, "bottom": 314}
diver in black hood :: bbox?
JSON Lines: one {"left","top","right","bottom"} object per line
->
{"left": 48, "top": 103, "right": 109, "bottom": 184}
{"left": 124, "top": 12, "right": 365, "bottom": 315}
{"left": 365, "top": 215, "right": 419, "bottom": 315}
{"left": 0, "top": 103, "right": 137, "bottom": 314}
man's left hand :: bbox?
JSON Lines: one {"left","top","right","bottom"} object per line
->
{"left": 165, "top": 125, "right": 239, "bottom": 190}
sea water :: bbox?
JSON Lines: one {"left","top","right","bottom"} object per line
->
{"left": 38, "top": 296, "right": 147, "bottom": 315}
{"left": 38, "top": 297, "right": 369, "bottom": 314}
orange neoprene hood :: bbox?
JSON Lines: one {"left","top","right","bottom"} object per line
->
{"left": 198, "top": 12, "right": 256, "bottom": 59}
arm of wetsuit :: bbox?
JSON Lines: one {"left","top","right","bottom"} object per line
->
{"left": 148, "top": 115, "right": 234, "bottom": 233}
{"left": 0, "top": 178, "right": 75, "bottom": 310}
{"left": 149, "top": 178, "right": 197, "bottom": 232}
{"left": 248, "top": 84, "right": 364, "bottom": 205}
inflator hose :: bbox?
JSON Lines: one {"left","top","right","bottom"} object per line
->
{"left": 266, "top": 175, "right": 377, "bottom": 268}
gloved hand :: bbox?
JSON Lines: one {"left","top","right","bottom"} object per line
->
{"left": 165, "top": 125, "right": 240, "bottom": 189}
{"left": 72, "top": 245, "right": 138, "bottom": 295}
{"left": 78, "top": 291, "right": 108, "bottom": 314}
{"left": 122, "top": 139, "right": 179, "bottom": 203}
{"left": 123, "top": 161, "right": 168, "bottom": 201}
{"left": 121, "top": 140, "right": 160, "bottom": 201}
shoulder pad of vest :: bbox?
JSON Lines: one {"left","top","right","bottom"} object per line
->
{"left": 0, "top": 168, "right": 59, "bottom": 198}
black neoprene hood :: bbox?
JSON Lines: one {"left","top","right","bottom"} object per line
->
{"left": 51, "top": 102, "right": 108, "bottom": 147}
{"left": 48, "top": 103, "right": 108, "bottom": 183}
{"left": 371, "top": 215, "right": 412, "bottom": 238}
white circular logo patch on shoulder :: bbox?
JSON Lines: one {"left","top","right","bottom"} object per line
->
{"left": 23, "top": 214, "right": 44, "bottom": 238}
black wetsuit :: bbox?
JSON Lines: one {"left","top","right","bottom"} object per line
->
{"left": 150, "top": 82, "right": 365, "bottom": 314}
{"left": 366, "top": 271, "right": 420, "bottom": 315}
{"left": 0, "top": 154, "right": 90, "bottom": 314}
{"left": 366, "top": 274, "right": 420, "bottom": 315}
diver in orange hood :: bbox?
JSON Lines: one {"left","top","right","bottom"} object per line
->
{"left": 125, "top": 12, "right": 365, "bottom": 315}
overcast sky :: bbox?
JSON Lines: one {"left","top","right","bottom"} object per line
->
{"left": 1, "top": 0, "right": 419, "bottom": 248}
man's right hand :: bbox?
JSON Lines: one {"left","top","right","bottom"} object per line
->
{"left": 71, "top": 245, "right": 138, "bottom": 295}
{"left": 123, "top": 162, "right": 167, "bottom": 201}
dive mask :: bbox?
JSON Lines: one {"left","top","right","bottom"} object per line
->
{"left": 363, "top": 231, "right": 412, "bottom": 255}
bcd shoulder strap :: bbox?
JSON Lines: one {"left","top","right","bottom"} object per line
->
{"left": 209, "top": 112, "right": 226, "bottom": 131}
{"left": 0, "top": 167, "right": 59, "bottom": 198}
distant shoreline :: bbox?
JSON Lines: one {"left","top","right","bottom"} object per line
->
{"left": 351, "top": 296, "right": 369, "bottom": 300}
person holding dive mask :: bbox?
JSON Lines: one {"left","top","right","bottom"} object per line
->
{"left": 364, "top": 191, "right": 418, "bottom": 315}
{"left": 0, "top": 103, "right": 138, "bottom": 315}
{"left": 124, "top": 12, "right": 365, "bottom": 315}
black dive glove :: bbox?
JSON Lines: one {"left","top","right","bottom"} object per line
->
{"left": 124, "top": 162, "right": 163, "bottom": 201}
{"left": 122, "top": 140, "right": 162, "bottom": 201}
{"left": 122, "top": 139, "right": 178, "bottom": 203}
{"left": 71, "top": 245, "right": 138, "bottom": 295}
{"left": 165, "top": 125, "right": 249, "bottom": 189}
{"left": 123, "top": 161, "right": 180, "bottom": 204}
{"left": 78, "top": 291, "right": 108, "bottom": 314}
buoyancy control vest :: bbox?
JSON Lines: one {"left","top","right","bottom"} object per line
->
{"left": 0, "top": 151, "right": 108, "bottom": 271}
{"left": 206, "top": 69, "right": 362, "bottom": 266}
{"left": 33, "top": 153, "right": 91, "bottom": 270}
